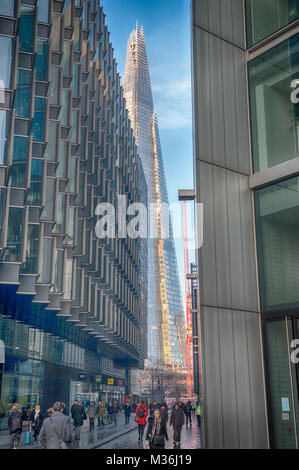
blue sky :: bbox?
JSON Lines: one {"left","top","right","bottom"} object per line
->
{"left": 101, "top": 0, "right": 194, "bottom": 300}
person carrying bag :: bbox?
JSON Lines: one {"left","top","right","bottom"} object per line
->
{"left": 39, "top": 402, "right": 72, "bottom": 449}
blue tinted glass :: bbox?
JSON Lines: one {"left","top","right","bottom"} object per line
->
{"left": 19, "top": 6, "right": 35, "bottom": 52}
{"left": 35, "top": 39, "right": 48, "bottom": 81}
{"left": 12, "top": 136, "right": 28, "bottom": 161}
{"left": 26, "top": 159, "right": 43, "bottom": 205}
{"left": 10, "top": 137, "right": 28, "bottom": 187}
{"left": 0, "top": 0, "right": 14, "bottom": 17}
{"left": 30, "top": 98, "right": 46, "bottom": 142}
{"left": 0, "top": 188, "right": 5, "bottom": 243}
{"left": 14, "top": 69, "right": 32, "bottom": 118}
{"left": 37, "top": 0, "right": 49, "bottom": 23}
{"left": 4, "top": 208, "right": 24, "bottom": 261}
{"left": 0, "top": 110, "right": 10, "bottom": 164}
{"left": 0, "top": 36, "right": 12, "bottom": 89}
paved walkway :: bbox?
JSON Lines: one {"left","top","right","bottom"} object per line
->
{"left": 0, "top": 412, "right": 136, "bottom": 449}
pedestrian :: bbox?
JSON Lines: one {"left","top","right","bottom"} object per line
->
{"left": 39, "top": 402, "right": 72, "bottom": 449}
{"left": 145, "top": 408, "right": 168, "bottom": 449}
{"left": 184, "top": 400, "right": 192, "bottom": 427}
{"left": 160, "top": 405, "right": 168, "bottom": 425}
{"left": 132, "top": 402, "right": 137, "bottom": 412}
{"left": 86, "top": 401, "right": 97, "bottom": 431}
{"left": 112, "top": 400, "right": 119, "bottom": 426}
{"left": 29, "top": 404, "right": 44, "bottom": 445}
{"left": 124, "top": 403, "right": 131, "bottom": 424}
{"left": 71, "top": 400, "right": 86, "bottom": 440}
{"left": 149, "top": 400, "right": 160, "bottom": 416}
{"left": 107, "top": 402, "right": 113, "bottom": 424}
{"left": 61, "top": 402, "right": 67, "bottom": 415}
{"left": 195, "top": 401, "right": 201, "bottom": 428}
{"left": 8, "top": 403, "right": 23, "bottom": 449}
{"left": 135, "top": 400, "right": 148, "bottom": 442}
{"left": 170, "top": 403, "right": 185, "bottom": 448}
{"left": 97, "top": 401, "right": 107, "bottom": 428}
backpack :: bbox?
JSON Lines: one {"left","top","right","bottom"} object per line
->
{"left": 137, "top": 406, "right": 145, "bottom": 418}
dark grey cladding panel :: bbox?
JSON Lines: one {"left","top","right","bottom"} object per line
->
{"left": 198, "top": 162, "right": 259, "bottom": 312}
{"left": 0, "top": 263, "right": 19, "bottom": 283}
{"left": 192, "top": 0, "right": 245, "bottom": 49}
{"left": 193, "top": 26, "right": 251, "bottom": 175}
{"left": 10, "top": 188, "right": 25, "bottom": 206}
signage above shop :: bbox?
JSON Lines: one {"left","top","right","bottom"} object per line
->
{"left": 117, "top": 379, "right": 124, "bottom": 387}
{"left": 107, "top": 378, "right": 114, "bottom": 385}
{"left": 95, "top": 375, "right": 102, "bottom": 384}
{"left": 78, "top": 373, "right": 87, "bottom": 381}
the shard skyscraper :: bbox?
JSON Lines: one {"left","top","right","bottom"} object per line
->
{"left": 122, "top": 24, "right": 186, "bottom": 371}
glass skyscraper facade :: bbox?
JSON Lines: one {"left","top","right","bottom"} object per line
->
{"left": 0, "top": 0, "right": 148, "bottom": 429}
{"left": 122, "top": 24, "right": 186, "bottom": 371}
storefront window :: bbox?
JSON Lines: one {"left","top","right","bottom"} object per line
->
{"left": 255, "top": 177, "right": 299, "bottom": 312}
{"left": 19, "top": 6, "right": 35, "bottom": 53}
{"left": 0, "top": 110, "right": 10, "bottom": 164}
{"left": 246, "top": 0, "right": 299, "bottom": 47}
{"left": 0, "top": 36, "right": 12, "bottom": 89}
{"left": 0, "top": 0, "right": 14, "bottom": 17}
{"left": 3, "top": 207, "right": 24, "bottom": 262}
{"left": 23, "top": 224, "right": 39, "bottom": 274}
{"left": 26, "top": 159, "right": 43, "bottom": 205}
{"left": 14, "top": 70, "right": 32, "bottom": 118}
{"left": 34, "top": 39, "right": 48, "bottom": 81}
{"left": 249, "top": 34, "right": 299, "bottom": 172}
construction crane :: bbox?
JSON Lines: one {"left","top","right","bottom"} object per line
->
{"left": 182, "top": 200, "right": 193, "bottom": 398}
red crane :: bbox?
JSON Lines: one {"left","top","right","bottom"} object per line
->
{"left": 182, "top": 200, "right": 193, "bottom": 398}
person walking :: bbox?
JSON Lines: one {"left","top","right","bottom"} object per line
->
{"left": 170, "top": 403, "right": 185, "bottom": 448}
{"left": 145, "top": 408, "right": 168, "bottom": 450}
{"left": 124, "top": 403, "right": 131, "bottom": 424}
{"left": 86, "top": 401, "right": 97, "bottom": 431}
{"left": 29, "top": 404, "right": 44, "bottom": 445}
{"left": 184, "top": 400, "right": 192, "bottom": 427}
{"left": 8, "top": 403, "right": 23, "bottom": 449}
{"left": 107, "top": 402, "right": 113, "bottom": 424}
{"left": 39, "top": 402, "right": 72, "bottom": 449}
{"left": 149, "top": 400, "right": 160, "bottom": 416}
{"left": 71, "top": 400, "right": 86, "bottom": 440}
{"left": 135, "top": 400, "right": 148, "bottom": 442}
{"left": 195, "top": 401, "right": 201, "bottom": 428}
{"left": 112, "top": 400, "right": 119, "bottom": 427}
{"left": 97, "top": 401, "right": 107, "bottom": 428}
{"left": 160, "top": 404, "right": 168, "bottom": 426}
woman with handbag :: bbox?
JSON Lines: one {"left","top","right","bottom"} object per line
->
{"left": 145, "top": 408, "right": 168, "bottom": 449}
{"left": 29, "top": 404, "right": 44, "bottom": 445}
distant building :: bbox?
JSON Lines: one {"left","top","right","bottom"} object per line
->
{"left": 0, "top": 0, "right": 147, "bottom": 428}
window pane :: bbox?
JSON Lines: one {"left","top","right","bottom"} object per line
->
{"left": 40, "top": 178, "right": 55, "bottom": 220}
{"left": 14, "top": 69, "right": 32, "bottom": 118}
{"left": 30, "top": 97, "right": 46, "bottom": 142}
{"left": 52, "top": 250, "right": 63, "bottom": 292}
{"left": 40, "top": 238, "right": 52, "bottom": 283}
{"left": 73, "top": 20, "right": 80, "bottom": 52}
{"left": 0, "top": 110, "right": 10, "bottom": 164}
{"left": 35, "top": 39, "right": 48, "bottom": 81}
{"left": 0, "top": 36, "right": 12, "bottom": 89}
{"left": 23, "top": 224, "right": 39, "bottom": 273}
{"left": 9, "top": 136, "right": 28, "bottom": 187}
{"left": 48, "top": 66, "right": 60, "bottom": 106}
{"left": 249, "top": 34, "right": 299, "bottom": 172}
{"left": 44, "top": 120, "right": 57, "bottom": 161}
{"left": 26, "top": 159, "right": 43, "bottom": 205}
{"left": 0, "top": 188, "right": 6, "bottom": 243}
{"left": 65, "top": 207, "right": 75, "bottom": 244}
{"left": 50, "top": 14, "right": 61, "bottom": 51}
{"left": 0, "top": 0, "right": 14, "bottom": 17}
{"left": 246, "top": 0, "right": 299, "bottom": 47}
{"left": 59, "top": 90, "right": 70, "bottom": 125}
{"left": 71, "top": 109, "right": 78, "bottom": 143}
{"left": 54, "top": 193, "right": 65, "bottom": 233}
{"left": 62, "top": 41, "right": 71, "bottom": 75}
{"left": 19, "top": 6, "right": 35, "bottom": 53}
{"left": 71, "top": 63, "right": 80, "bottom": 97}
{"left": 3, "top": 207, "right": 24, "bottom": 261}
{"left": 37, "top": 0, "right": 49, "bottom": 23}
{"left": 56, "top": 141, "right": 68, "bottom": 178}
{"left": 64, "top": 259, "right": 73, "bottom": 300}
{"left": 255, "top": 177, "right": 299, "bottom": 312}
{"left": 63, "top": 0, "right": 72, "bottom": 28}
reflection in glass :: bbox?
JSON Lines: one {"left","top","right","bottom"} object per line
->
{"left": 40, "top": 238, "right": 52, "bottom": 283}
{"left": 246, "top": 0, "right": 299, "bottom": 47}
{"left": 71, "top": 63, "right": 80, "bottom": 97}
{"left": 30, "top": 98, "right": 46, "bottom": 142}
{"left": 0, "top": 36, "right": 12, "bottom": 89}
{"left": 0, "top": 110, "right": 10, "bottom": 164}
{"left": 50, "top": 14, "right": 61, "bottom": 51}
{"left": 3, "top": 207, "right": 24, "bottom": 261}
{"left": 23, "top": 224, "right": 39, "bottom": 273}
{"left": 0, "top": 188, "right": 5, "bottom": 243}
{"left": 54, "top": 194, "right": 65, "bottom": 233}
{"left": 59, "top": 90, "right": 70, "bottom": 126}
{"left": 14, "top": 69, "right": 32, "bottom": 118}
{"left": 48, "top": 67, "right": 60, "bottom": 106}
{"left": 52, "top": 250, "right": 63, "bottom": 292}
{"left": 19, "top": 6, "right": 35, "bottom": 52}
{"left": 35, "top": 39, "right": 48, "bottom": 81}
{"left": 64, "top": 259, "right": 73, "bottom": 300}
{"left": 65, "top": 207, "right": 75, "bottom": 244}
{"left": 26, "top": 159, "right": 43, "bottom": 205}
{"left": 40, "top": 178, "right": 55, "bottom": 220}
{"left": 9, "top": 136, "right": 28, "bottom": 187}
{"left": 56, "top": 141, "right": 68, "bottom": 178}
{"left": 255, "top": 177, "right": 299, "bottom": 312}
{"left": 249, "top": 34, "right": 299, "bottom": 172}
{"left": 44, "top": 120, "right": 57, "bottom": 161}
{"left": 37, "top": 0, "right": 49, "bottom": 23}
{"left": 0, "top": 0, "right": 14, "bottom": 17}
{"left": 62, "top": 41, "right": 71, "bottom": 76}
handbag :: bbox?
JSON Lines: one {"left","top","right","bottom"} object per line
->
{"left": 49, "top": 416, "right": 68, "bottom": 449}
{"left": 153, "top": 434, "right": 165, "bottom": 446}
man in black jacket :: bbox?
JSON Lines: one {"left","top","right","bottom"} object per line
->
{"left": 71, "top": 400, "right": 86, "bottom": 440}
{"left": 184, "top": 401, "right": 192, "bottom": 427}
{"left": 170, "top": 403, "right": 185, "bottom": 448}
{"left": 8, "top": 403, "right": 23, "bottom": 449}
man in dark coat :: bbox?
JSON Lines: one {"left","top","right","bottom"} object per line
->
{"left": 124, "top": 404, "right": 131, "bottom": 424}
{"left": 71, "top": 400, "right": 86, "bottom": 440}
{"left": 184, "top": 400, "right": 192, "bottom": 427}
{"left": 170, "top": 403, "right": 185, "bottom": 448}
{"left": 8, "top": 403, "right": 23, "bottom": 449}
{"left": 39, "top": 402, "right": 72, "bottom": 449}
